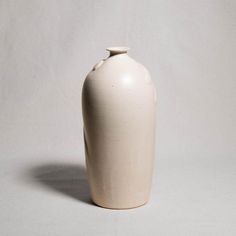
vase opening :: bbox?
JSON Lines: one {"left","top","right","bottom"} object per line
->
{"left": 106, "top": 47, "right": 130, "bottom": 56}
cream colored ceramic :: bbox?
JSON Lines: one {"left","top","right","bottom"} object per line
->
{"left": 82, "top": 47, "right": 156, "bottom": 209}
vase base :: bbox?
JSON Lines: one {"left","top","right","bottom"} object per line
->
{"left": 92, "top": 199, "right": 149, "bottom": 210}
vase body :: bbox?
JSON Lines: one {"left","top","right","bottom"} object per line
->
{"left": 82, "top": 47, "right": 156, "bottom": 209}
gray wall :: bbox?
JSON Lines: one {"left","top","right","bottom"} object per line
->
{"left": 1, "top": 0, "right": 235, "bottom": 160}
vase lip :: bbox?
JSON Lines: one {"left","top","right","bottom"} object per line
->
{"left": 106, "top": 46, "right": 130, "bottom": 55}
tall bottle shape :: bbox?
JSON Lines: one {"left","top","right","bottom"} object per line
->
{"left": 82, "top": 47, "right": 156, "bottom": 209}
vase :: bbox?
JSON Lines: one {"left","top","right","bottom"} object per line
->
{"left": 82, "top": 47, "right": 156, "bottom": 209}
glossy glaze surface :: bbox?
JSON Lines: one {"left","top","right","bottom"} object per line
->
{"left": 82, "top": 47, "right": 156, "bottom": 209}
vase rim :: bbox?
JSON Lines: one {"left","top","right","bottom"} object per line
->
{"left": 106, "top": 46, "right": 130, "bottom": 55}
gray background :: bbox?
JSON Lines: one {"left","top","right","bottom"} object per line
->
{"left": 0, "top": 0, "right": 235, "bottom": 235}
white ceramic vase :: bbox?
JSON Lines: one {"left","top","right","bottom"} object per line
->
{"left": 82, "top": 47, "right": 156, "bottom": 209}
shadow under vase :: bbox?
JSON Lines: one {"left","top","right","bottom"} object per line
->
{"left": 28, "top": 163, "right": 93, "bottom": 205}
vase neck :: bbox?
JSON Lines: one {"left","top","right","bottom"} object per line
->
{"left": 106, "top": 47, "right": 130, "bottom": 57}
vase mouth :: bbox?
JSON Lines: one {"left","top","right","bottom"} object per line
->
{"left": 106, "top": 46, "right": 130, "bottom": 56}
